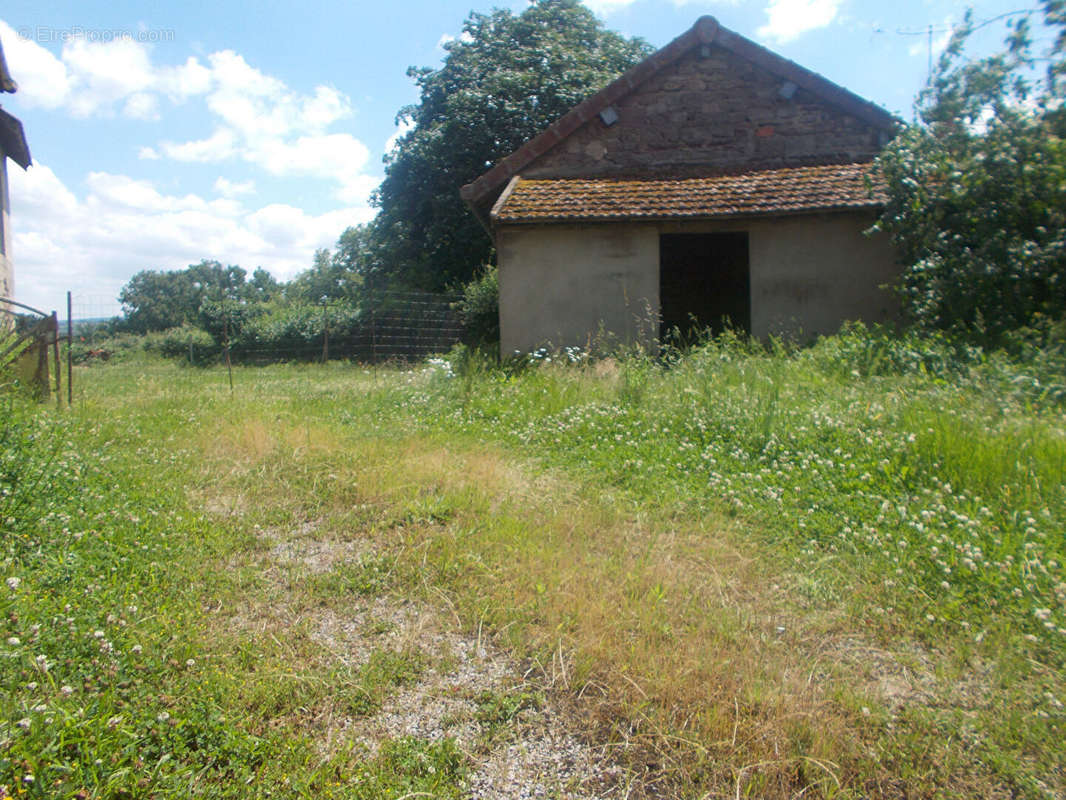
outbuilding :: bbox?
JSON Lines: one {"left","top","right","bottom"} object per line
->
{"left": 461, "top": 16, "right": 900, "bottom": 353}
{"left": 0, "top": 34, "right": 32, "bottom": 304}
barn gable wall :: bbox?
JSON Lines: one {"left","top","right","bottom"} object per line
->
{"left": 523, "top": 45, "right": 885, "bottom": 180}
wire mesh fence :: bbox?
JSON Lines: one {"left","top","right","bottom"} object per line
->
{"left": 69, "top": 289, "right": 466, "bottom": 366}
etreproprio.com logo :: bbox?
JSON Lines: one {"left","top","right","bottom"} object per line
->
{"left": 17, "top": 26, "right": 176, "bottom": 45}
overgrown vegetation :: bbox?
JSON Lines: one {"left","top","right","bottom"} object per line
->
{"left": 3, "top": 325, "right": 1064, "bottom": 797}
{"left": 874, "top": 1, "right": 1066, "bottom": 343}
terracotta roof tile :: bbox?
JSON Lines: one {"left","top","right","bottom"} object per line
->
{"left": 492, "top": 163, "right": 884, "bottom": 224}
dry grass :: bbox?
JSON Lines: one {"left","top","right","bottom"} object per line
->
{"left": 186, "top": 412, "right": 935, "bottom": 798}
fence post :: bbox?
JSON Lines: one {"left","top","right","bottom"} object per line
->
{"left": 321, "top": 299, "right": 329, "bottom": 363}
{"left": 66, "top": 292, "right": 73, "bottom": 407}
{"left": 50, "top": 312, "right": 61, "bottom": 405}
{"left": 223, "top": 306, "right": 233, "bottom": 394}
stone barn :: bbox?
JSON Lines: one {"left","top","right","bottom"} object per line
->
{"left": 0, "top": 35, "right": 32, "bottom": 304}
{"left": 461, "top": 16, "right": 901, "bottom": 354}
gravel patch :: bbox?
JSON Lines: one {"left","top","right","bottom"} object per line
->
{"left": 253, "top": 517, "right": 628, "bottom": 798}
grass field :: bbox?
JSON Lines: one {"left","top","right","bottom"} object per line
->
{"left": 2, "top": 329, "right": 1064, "bottom": 798}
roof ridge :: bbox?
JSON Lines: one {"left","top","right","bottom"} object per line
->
{"left": 461, "top": 16, "right": 897, "bottom": 211}
{"left": 516, "top": 161, "right": 878, "bottom": 184}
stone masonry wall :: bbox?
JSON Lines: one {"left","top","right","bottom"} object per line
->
{"left": 523, "top": 45, "right": 886, "bottom": 179}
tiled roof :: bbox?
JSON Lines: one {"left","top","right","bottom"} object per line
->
{"left": 491, "top": 163, "right": 885, "bottom": 224}
{"left": 461, "top": 16, "right": 897, "bottom": 212}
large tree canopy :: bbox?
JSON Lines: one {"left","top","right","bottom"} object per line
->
{"left": 118, "top": 260, "right": 266, "bottom": 334}
{"left": 369, "top": 0, "right": 651, "bottom": 292}
{"left": 874, "top": 2, "right": 1066, "bottom": 342}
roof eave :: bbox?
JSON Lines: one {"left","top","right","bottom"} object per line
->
{"left": 0, "top": 109, "right": 31, "bottom": 169}
{"left": 493, "top": 202, "right": 885, "bottom": 227}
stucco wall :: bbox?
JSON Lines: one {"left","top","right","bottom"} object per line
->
{"left": 745, "top": 213, "right": 899, "bottom": 338}
{"left": 497, "top": 212, "right": 899, "bottom": 352}
{"left": 0, "top": 158, "right": 12, "bottom": 301}
{"left": 523, "top": 45, "right": 886, "bottom": 180}
{"left": 497, "top": 224, "right": 659, "bottom": 355}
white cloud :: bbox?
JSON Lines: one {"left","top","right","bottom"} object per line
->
{"left": 161, "top": 128, "right": 238, "bottom": 162}
{"left": 0, "top": 19, "right": 214, "bottom": 118}
{"left": 757, "top": 0, "right": 843, "bottom": 44}
{"left": 60, "top": 34, "right": 156, "bottom": 117}
{"left": 8, "top": 162, "right": 375, "bottom": 311}
{"left": 214, "top": 177, "right": 255, "bottom": 197}
{"left": 156, "top": 56, "right": 214, "bottom": 100}
{"left": 0, "top": 21, "right": 72, "bottom": 108}
{"left": 581, "top": 0, "right": 738, "bottom": 16}
{"left": 123, "top": 92, "right": 159, "bottom": 120}
{"left": 154, "top": 51, "right": 371, "bottom": 202}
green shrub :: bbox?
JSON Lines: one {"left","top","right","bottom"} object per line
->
{"left": 456, "top": 266, "right": 499, "bottom": 349}
{"left": 151, "top": 324, "right": 220, "bottom": 365}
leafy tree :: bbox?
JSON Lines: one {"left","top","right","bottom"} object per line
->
{"left": 118, "top": 269, "right": 201, "bottom": 333}
{"left": 371, "top": 0, "right": 651, "bottom": 291}
{"left": 288, "top": 226, "right": 371, "bottom": 303}
{"left": 874, "top": 2, "right": 1066, "bottom": 342}
{"left": 118, "top": 260, "right": 250, "bottom": 334}
{"left": 246, "top": 267, "right": 281, "bottom": 304}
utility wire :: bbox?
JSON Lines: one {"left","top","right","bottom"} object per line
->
{"left": 874, "top": 7, "right": 1038, "bottom": 79}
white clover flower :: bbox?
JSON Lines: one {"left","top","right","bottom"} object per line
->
{"left": 156, "top": 711, "right": 170, "bottom": 723}
{"left": 1034, "top": 608, "right": 1052, "bottom": 621}
{"left": 5, "top": 576, "right": 19, "bottom": 590}
{"left": 6, "top": 637, "right": 19, "bottom": 646}
{"left": 131, "top": 644, "right": 142, "bottom": 654}
{"left": 60, "top": 685, "right": 73, "bottom": 696}
{"left": 16, "top": 718, "right": 30, "bottom": 731}
{"left": 185, "top": 659, "right": 195, "bottom": 668}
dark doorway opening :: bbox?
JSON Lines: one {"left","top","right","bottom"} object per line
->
{"left": 659, "top": 232, "right": 750, "bottom": 340}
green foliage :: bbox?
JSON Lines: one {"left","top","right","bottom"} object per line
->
{"left": 370, "top": 0, "right": 651, "bottom": 290}
{"left": 287, "top": 230, "right": 369, "bottom": 304}
{"left": 229, "top": 301, "right": 363, "bottom": 362}
{"left": 151, "top": 324, "right": 220, "bottom": 365}
{"left": 117, "top": 260, "right": 253, "bottom": 334}
{"left": 874, "top": 4, "right": 1066, "bottom": 343}
{"left": 456, "top": 265, "right": 499, "bottom": 348}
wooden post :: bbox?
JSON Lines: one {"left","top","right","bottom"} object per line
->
{"left": 321, "top": 299, "right": 329, "bottom": 363}
{"left": 223, "top": 306, "right": 234, "bottom": 394}
{"left": 66, "top": 292, "right": 73, "bottom": 407}
{"left": 51, "top": 312, "right": 61, "bottom": 405}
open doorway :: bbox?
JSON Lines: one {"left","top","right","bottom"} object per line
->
{"left": 659, "top": 232, "right": 750, "bottom": 340}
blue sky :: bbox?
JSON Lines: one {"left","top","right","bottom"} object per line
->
{"left": 0, "top": 0, "right": 1035, "bottom": 314}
